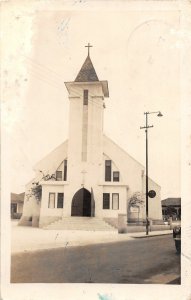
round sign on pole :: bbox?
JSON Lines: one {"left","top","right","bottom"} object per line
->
{"left": 148, "top": 190, "right": 156, "bottom": 198}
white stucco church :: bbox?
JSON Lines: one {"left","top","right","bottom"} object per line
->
{"left": 19, "top": 46, "right": 162, "bottom": 229}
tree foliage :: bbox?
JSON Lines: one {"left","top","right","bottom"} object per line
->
{"left": 128, "top": 191, "right": 144, "bottom": 207}
{"left": 26, "top": 171, "right": 56, "bottom": 202}
{"left": 165, "top": 205, "right": 177, "bottom": 217}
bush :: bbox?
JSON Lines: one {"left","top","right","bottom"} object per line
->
{"left": 128, "top": 192, "right": 144, "bottom": 208}
{"left": 11, "top": 213, "right": 22, "bottom": 219}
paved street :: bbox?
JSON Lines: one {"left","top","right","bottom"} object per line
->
{"left": 11, "top": 235, "right": 180, "bottom": 284}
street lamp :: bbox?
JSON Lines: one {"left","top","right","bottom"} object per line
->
{"left": 140, "top": 111, "right": 163, "bottom": 235}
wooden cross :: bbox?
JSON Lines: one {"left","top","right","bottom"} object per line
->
{"left": 85, "top": 43, "right": 93, "bottom": 56}
{"left": 81, "top": 170, "right": 87, "bottom": 185}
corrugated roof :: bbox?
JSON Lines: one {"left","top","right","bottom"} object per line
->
{"left": 75, "top": 55, "right": 99, "bottom": 82}
{"left": 161, "top": 198, "right": 181, "bottom": 206}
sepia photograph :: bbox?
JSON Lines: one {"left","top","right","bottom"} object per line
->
{"left": 1, "top": 1, "right": 191, "bottom": 300}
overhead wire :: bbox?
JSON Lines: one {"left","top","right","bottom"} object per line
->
{"left": 24, "top": 55, "right": 108, "bottom": 108}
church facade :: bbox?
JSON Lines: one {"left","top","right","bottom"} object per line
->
{"left": 19, "top": 49, "right": 162, "bottom": 228}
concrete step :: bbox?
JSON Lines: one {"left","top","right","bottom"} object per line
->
{"left": 43, "top": 217, "right": 116, "bottom": 231}
{"left": 103, "top": 217, "right": 118, "bottom": 229}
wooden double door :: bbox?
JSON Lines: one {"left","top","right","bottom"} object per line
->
{"left": 71, "top": 188, "right": 93, "bottom": 217}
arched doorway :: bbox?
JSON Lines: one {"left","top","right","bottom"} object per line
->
{"left": 71, "top": 188, "right": 91, "bottom": 216}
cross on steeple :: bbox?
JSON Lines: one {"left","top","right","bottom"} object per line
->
{"left": 85, "top": 43, "right": 93, "bottom": 56}
{"left": 81, "top": 170, "right": 87, "bottom": 186}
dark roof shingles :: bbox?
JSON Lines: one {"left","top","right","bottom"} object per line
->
{"left": 161, "top": 198, "right": 181, "bottom": 206}
{"left": 75, "top": 55, "right": 99, "bottom": 82}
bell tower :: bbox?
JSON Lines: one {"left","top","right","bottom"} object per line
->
{"left": 64, "top": 44, "right": 109, "bottom": 187}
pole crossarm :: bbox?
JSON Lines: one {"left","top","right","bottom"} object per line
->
{"left": 140, "top": 125, "right": 153, "bottom": 130}
{"left": 144, "top": 111, "right": 160, "bottom": 115}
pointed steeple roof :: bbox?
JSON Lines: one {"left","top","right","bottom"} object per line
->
{"left": 75, "top": 55, "right": 99, "bottom": 82}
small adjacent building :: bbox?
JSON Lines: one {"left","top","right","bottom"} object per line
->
{"left": 161, "top": 198, "right": 181, "bottom": 220}
{"left": 11, "top": 193, "right": 24, "bottom": 219}
{"left": 19, "top": 49, "right": 162, "bottom": 228}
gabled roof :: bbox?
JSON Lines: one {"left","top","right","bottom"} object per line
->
{"left": 75, "top": 55, "right": 99, "bottom": 82}
{"left": 161, "top": 198, "right": 181, "bottom": 206}
{"left": 11, "top": 192, "right": 25, "bottom": 203}
{"left": 34, "top": 140, "right": 68, "bottom": 174}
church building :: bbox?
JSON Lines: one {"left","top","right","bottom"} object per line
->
{"left": 19, "top": 46, "right": 162, "bottom": 229}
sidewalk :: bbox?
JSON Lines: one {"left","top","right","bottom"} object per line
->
{"left": 11, "top": 221, "right": 172, "bottom": 254}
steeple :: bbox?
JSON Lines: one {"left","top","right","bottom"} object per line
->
{"left": 65, "top": 44, "right": 109, "bottom": 97}
{"left": 75, "top": 55, "right": 99, "bottom": 82}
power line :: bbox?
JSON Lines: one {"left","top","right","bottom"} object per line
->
{"left": 23, "top": 55, "right": 64, "bottom": 82}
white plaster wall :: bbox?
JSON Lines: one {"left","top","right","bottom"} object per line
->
{"left": 66, "top": 82, "right": 103, "bottom": 161}
{"left": 67, "top": 82, "right": 104, "bottom": 186}
{"left": 67, "top": 96, "right": 83, "bottom": 165}
{"left": 88, "top": 93, "right": 104, "bottom": 164}
{"left": 102, "top": 136, "right": 162, "bottom": 220}
{"left": 34, "top": 140, "right": 68, "bottom": 175}
{"left": 21, "top": 141, "right": 68, "bottom": 223}
{"left": 103, "top": 135, "right": 145, "bottom": 202}
{"left": 22, "top": 179, "right": 41, "bottom": 218}
{"left": 100, "top": 185, "right": 128, "bottom": 218}
{"left": 62, "top": 184, "right": 77, "bottom": 217}
{"left": 56, "top": 161, "right": 64, "bottom": 172}
{"left": 40, "top": 183, "right": 65, "bottom": 217}
{"left": 103, "top": 135, "right": 144, "bottom": 196}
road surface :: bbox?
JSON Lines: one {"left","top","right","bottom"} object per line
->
{"left": 11, "top": 235, "right": 180, "bottom": 284}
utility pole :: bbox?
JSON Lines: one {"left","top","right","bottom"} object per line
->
{"left": 140, "top": 111, "right": 163, "bottom": 235}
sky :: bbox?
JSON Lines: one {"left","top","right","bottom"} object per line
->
{"left": 2, "top": 1, "right": 182, "bottom": 199}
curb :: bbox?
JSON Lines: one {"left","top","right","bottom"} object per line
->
{"left": 167, "top": 277, "right": 181, "bottom": 284}
{"left": 131, "top": 233, "right": 172, "bottom": 238}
